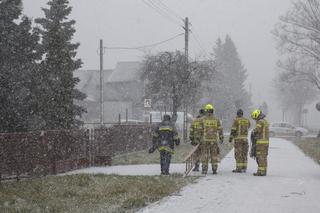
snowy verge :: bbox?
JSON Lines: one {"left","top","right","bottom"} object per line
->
{"left": 138, "top": 138, "right": 320, "bottom": 213}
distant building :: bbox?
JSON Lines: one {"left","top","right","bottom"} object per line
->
{"left": 74, "top": 69, "right": 113, "bottom": 124}
{"left": 75, "top": 61, "right": 145, "bottom": 124}
{"left": 104, "top": 62, "right": 144, "bottom": 122}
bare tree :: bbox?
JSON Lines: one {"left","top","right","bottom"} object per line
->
{"left": 274, "top": 72, "right": 317, "bottom": 126}
{"left": 141, "top": 51, "right": 214, "bottom": 122}
{"left": 274, "top": 0, "right": 320, "bottom": 90}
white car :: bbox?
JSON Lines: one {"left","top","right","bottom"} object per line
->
{"left": 269, "top": 122, "right": 308, "bottom": 137}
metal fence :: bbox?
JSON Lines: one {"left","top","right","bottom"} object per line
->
{"left": 0, "top": 124, "right": 152, "bottom": 182}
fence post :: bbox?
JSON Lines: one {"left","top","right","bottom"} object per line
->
{"left": 126, "top": 108, "right": 128, "bottom": 123}
{"left": 0, "top": 136, "right": 2, "bottom": 183}
{"left": 0, "top": 143, "right": 3, "bottom": 182}
{"left": 86, "top": 129, "right": 90, "bottom": 166}
{"left": 90, "top": 129, "right": 95, "bottom": 166}
{"left": 14, "top": 141, "right": 20, "bottom": 181}
{"left": 41, "top": 130, "right": 49, "bottom": 176}
{"left": 50, "top": 131, "right": 57, "bottom": 175}
{"left": 118, "top": 114, "right": 121, "bottom": 125}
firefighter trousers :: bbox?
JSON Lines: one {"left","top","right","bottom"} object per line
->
{"left": 200, "top": 143, "right": 220, "bottom": 173}
{"left": 160, "top": 151, "right": 172, "bottom": 175}
{"left": 234, "top": 139, "right": 249, "bottom": 170}
{"left": 255, "top": 141, "right": 269, "bottom": 175}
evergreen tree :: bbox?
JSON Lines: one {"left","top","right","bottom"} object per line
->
{"left": 207, "top": 35, "right": 251, "bottom": 127}
{"left": 0, "top": 0, "right": 40, "bottom": 132}
{"left": 35, "top": 0, "right": 86, "bottom": 129}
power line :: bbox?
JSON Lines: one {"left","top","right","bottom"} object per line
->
{"left": 142, "top": 0, "right": 182, "bottom": 27}
{"left": 142, "top": 0, "right": 181, "bottom": 26}
{"left": 104, "top": 33, "right": 184, "bottom": 50}
{"left": 189, "top": 24, "right": 211, "bottom": 59}
{"left": 147, "top": 0, "right": 182, "bottom": 24}
{"left": 152, "top": 0, "right": 183, "bottom": 21}
{"left": 190, "top": 31, "right": 210, "bottom": 58}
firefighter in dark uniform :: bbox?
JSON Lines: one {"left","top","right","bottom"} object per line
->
{"left": 149, "top": 114, "right": 180, "bottom": 175}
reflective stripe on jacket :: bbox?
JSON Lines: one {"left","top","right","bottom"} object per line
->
{"left": 254, "top": 119, "right": 269, "bottom": 141}
{"left": 152, "top": 120, "right": 179, "bottom": 153}
{"left": 231, "top": 117, "right": 250, "bottom": 141}
{"left": 201, "top": 115, "right": 223, "bottom": 143}
{"left": 189, "top": 117, "right": 203, "bottom": 142}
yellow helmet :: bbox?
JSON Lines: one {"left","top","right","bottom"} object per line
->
{"left": 251, "top": 109, "right": 261, "bottom": 120}
{"left": 205, "top": 104, "right": 214, "bottom": 112}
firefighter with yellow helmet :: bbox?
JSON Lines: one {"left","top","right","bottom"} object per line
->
{"left": 251, "top": 109, "right": 269, "bottom": 176}
{"left": 229, "top": 109, "right": 251, "bottom": 173}
{"left": 200, "top": 104, "right": 224, "bottom": 174}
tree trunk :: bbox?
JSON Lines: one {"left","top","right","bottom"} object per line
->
{"left": 172, "top": 98, "right": 179, "bottom": 123}
{"left": 171, "top": 86, "right": 179, "bottom": 123}
{"left": 298, "top": 103, "right": 303, "bottom": 126}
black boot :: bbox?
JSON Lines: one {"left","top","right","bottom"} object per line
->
{"left": 253, "top": 172, "right": 266, "bottom": 176}
{"left": 212, "top": 166, "right": 218, "bottom": 175}
{"left": 193, "top": 161, "right": 200, "bottom": 172}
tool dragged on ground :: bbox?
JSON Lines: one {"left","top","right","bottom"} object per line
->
{"left": 183, "top": 144, "right": 201, "bottom": 177}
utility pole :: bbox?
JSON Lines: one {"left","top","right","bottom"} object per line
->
{"left": 184, "top": 17, "right": 189, "bottom": 62}
{"left": 183, "top": 17, "right": 189, "bottom": 143}
{"left": 184, "top": 17, "right": 189, "bottom": 60}
{"left": 99, "top": 39, "right": 104, "bottom": 126}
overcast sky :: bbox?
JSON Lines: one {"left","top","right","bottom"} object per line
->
{"left": 23, "top": 0, "right": 314, "bottom": 124}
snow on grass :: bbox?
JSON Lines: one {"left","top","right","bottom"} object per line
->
{"left": 0, "top": 174, "right": 196, "bottom": 213}
{"left": 112, "top": 141, "right": 233, "bottom": 166}
{"left": 289, "top": 137, "right": 320, "bottom": 165}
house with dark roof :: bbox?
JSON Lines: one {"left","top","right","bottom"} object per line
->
{"left": 74, "top": 69, "right": 114, "bottom": 123}
{"left": 75, "top": 61, "right": 145, "bottom": 123}
{"left": 104, "top": 62, "right": 144, "bottom": 122}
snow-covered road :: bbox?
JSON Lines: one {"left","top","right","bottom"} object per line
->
{"left": 138, "top": 138, "right": 320, "bottom": 213}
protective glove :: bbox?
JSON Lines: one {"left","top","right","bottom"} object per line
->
{"left": 175, "top": 138, "right": 180, "bottom": 146}
{"left": 148, "top": 146, "right": 156, "bottom": 154}
{"left": 219, "top": 136, "right": 224, "bottom": 144}
{"left": 190, "top": 138, "right": 195, "bottom": 146}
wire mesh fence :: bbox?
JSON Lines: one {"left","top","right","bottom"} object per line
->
{"left": 0, "top": 124, "right": 152, "bottom": 182}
